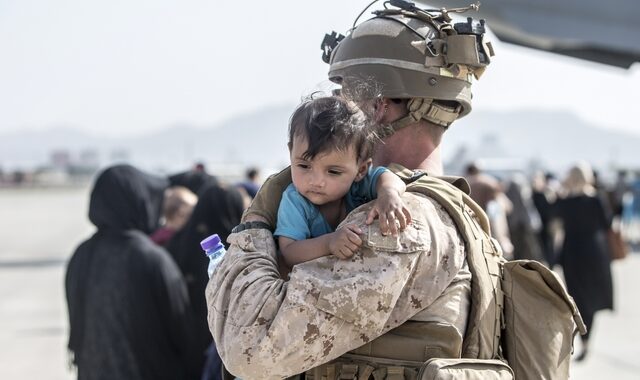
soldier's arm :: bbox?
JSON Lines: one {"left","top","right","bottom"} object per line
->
{"left": 206, "top": 193, "right": 467, "bottom": 379}
{"left": 242, "top": 166, "right": 292, "bottom": 226}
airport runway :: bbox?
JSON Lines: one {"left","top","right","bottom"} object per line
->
{"left": 1, "top": 187, "right": 639, "bottom": 379}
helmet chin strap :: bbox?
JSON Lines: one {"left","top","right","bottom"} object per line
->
{"left": 378, "top": 98, "right": 462, "bottom": 137}
{"left": 405, "top": 98, "right": 461, "bottom": 129}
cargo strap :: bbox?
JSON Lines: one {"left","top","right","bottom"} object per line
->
{"left": 306, "top": 361, "right": 419, "bottom": 380}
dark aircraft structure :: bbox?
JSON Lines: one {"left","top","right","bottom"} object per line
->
{"left": 417, "top": 0, "right": 640, "bottom": 69}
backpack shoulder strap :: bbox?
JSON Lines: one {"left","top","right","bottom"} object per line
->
{"left": 389, "top": 164, "right": 504, "bottom": 360}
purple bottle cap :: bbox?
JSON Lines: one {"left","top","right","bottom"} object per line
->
{"left": 200, "top": 234, "right": 222, "bottom": 251}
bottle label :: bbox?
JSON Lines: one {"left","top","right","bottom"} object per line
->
{"left": 207, "top": 249, "right": 226, "bottom": 278}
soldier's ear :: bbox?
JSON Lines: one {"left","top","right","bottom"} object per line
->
{"left": 355, "top": 158, "right": 372, "bottom": 182}
{"left": 374, "top": 98, "right": 390, "bottom": 123}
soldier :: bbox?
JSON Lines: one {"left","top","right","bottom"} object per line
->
{"left": 206, "top": 2, "right": 505, "bottom": 379}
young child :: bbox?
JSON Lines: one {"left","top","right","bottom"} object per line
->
{"left": 274, "top": 96, "right": 411, "bottom": 267}
{"left": 150, "top": 186, "right": 198, "bottom": 246}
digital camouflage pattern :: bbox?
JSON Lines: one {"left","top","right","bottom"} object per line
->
{"left": 206, "top": 193, "right": 469, "bottom": 379}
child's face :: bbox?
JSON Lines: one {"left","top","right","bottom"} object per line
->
{"left": 290, "top": 135, "right": 369, "bottom": 206}
{"left": 166, "top": 204, "right": 194, "bottom": 231}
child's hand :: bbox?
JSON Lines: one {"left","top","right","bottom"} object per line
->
{"left": 366, "top": 189, "right": 412, "bottom": 236}
{"left": 328, "top": 224, "right": 363, "bottom": 260}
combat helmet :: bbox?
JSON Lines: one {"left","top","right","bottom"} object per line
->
{"left": 321, "top": 0, "right": 494, "bottom": 132}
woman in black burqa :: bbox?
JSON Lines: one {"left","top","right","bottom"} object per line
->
{"left": 65, "top": 164, "right": 199, "bottom": 380}
{"left": 167, "top": 183, "right": 245, "bottom": 379}
{"left": 554, "top": 162, "right": 614, "bottom": 361}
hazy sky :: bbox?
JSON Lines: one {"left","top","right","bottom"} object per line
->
{"left": 1, "top": 0, "right": 639, "bottom": 138}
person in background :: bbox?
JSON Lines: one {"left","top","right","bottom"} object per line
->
{"left": 505, "top": 174, "right": 544, "bottom": 261}
{"left": 169, "top": 162, "right": 218, "bottom": 195}
{"left": 593, "top": 169, "right": 615, "bottom": 222}
{"left": 167, "top": 183, "right": 245, "bottom": 380}
{"left": 237, "top": 166, "right": 262, "bottom": 199}
{"left": 65, "top": 164, "right": 197, "bottom": 380}
{"left": 150, "top": 186, "right": 198, "bottom": 247}
{"left": 554, "top": 161, "right": 613, "bottom": 361}
{"left": 531, "top": 170, "right": 559, "bottom": 266}
{"left": 610, "top": 170, "right": 630, "bottom": 218}
{"left": 465, "top": 163, "right": 514, "bottom": 259}
{"left": 464, "top": 163, "right": 498, "bottom": 211}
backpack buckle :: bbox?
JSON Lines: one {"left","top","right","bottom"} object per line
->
{"left": 339, "top": 364, "right": 358, "bottom": 380}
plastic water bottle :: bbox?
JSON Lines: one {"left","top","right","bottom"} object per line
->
{"left": 200, "top": 234, "right": 226, "bottom": 278}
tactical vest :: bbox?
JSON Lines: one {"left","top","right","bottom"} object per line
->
{"left": 303, "top": 167, "right": 505, "bottom": 380}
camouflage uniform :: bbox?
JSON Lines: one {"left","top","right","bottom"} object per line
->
{"left": 206, "top": 189, "right": 471, "bottom": 379}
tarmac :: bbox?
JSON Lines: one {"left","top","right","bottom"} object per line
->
{"left": 1, "top": 187, "right": 639, "bottom": 379}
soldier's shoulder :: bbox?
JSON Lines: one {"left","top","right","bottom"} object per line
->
{"left": 403, "top": 192, "right": 458, "bottom": 229}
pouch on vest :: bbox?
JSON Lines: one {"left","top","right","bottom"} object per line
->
{"left": 419, "top": 358, "right": 513, "bottom": 380}
{"left": 501, "top": 260, "right": 587, "bottom": 380}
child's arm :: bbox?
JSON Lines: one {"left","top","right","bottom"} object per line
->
{"left": 366, "top": 171, "right": 412, "bottom": 235}
{"left": 279, "top": 224, "right": 363, "bottom": 267}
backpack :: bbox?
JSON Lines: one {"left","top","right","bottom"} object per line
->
{"left": 396, "top": 167, "right": 586, "bottom": 380}
{"left": 501, "top": 260, "right": 586, "bottom": 379}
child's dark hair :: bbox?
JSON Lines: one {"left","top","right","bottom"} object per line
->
{"left": 288, "top": 95, "right": 376, "bottom": 161}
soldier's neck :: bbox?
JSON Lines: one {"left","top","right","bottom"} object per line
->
{"left": 416, "top": 153, "right": 443, "bottom": 176}
{"left": 374, "top": 144, "right": 443, "bottom": 176}
{"left": 373, "top": 120, "right": 444, "bottom": 175}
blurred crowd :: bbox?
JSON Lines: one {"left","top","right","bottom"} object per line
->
{"left": 464, "top": 161, "right": 640, "bottom": 265}
{"left": 63, "top": 159, "right": 640, "bottom": 379}
{"left": 464, "top": 161, "right": 640, "bottom": 361}
{"left": 65, "top": 163, "right": 262, "bottom": 380}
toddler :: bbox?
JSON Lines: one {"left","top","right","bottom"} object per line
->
{"left": 275, "top": 96, "right": 411, "bottom": 267}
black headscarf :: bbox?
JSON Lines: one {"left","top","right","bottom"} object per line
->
{"left": 66, "top": 164, "right": 199, "bottom": 380}
{"left": 167, "top": 183, "right": 245, "bottom": 373}
{"left": 88, "top": 165, "right": 167, "bottom": 233}
{"left": 169, "top": 170, "right": 218, "bottom": 196}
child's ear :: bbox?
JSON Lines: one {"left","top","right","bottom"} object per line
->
{"left": 354, "top": 158, "right": 372, "bottom": 182}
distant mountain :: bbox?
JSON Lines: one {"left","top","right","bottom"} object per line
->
{"left": 0, "top": 105, "right": 295, "bottom": 173}
{"left": 442, "top": 109, "right": 640, "bottom": 174}
{"left": 1, "top": 105, "right": 639, "bottom": 176}
{"left": 122, "top": 104, "right": 294, "bottom": 171}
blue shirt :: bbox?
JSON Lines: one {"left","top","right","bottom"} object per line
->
{"left": 274, "top": 166, "right": 388, "bottom": 241}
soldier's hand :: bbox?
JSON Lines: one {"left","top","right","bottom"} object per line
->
{"left": 366, "top": 190, "right": 412, "bottom": 236}
{"left": 328, "top": 224, "right": 363, "bottom": 259}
